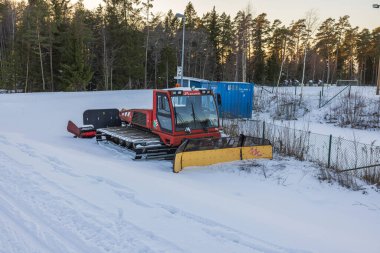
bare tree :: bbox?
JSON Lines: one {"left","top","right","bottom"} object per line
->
{"left": 301, "top": 9, "right": 319, "bottom": 96}
{"left": 277, "top": 33, "right": 288, "bottom": 89}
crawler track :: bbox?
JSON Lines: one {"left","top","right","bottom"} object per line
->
{"left": 96, "top": 126, "right": 177, "bottom": 159}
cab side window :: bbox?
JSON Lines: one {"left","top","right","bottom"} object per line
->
{"left": 156, "top": 93, "right": 172, "bottom": 132}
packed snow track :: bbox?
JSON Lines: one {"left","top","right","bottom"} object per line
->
{"left": 0, "top": 90, "right": 379, "bottom": 253}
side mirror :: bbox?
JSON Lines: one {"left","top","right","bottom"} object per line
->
{"left": 216, "top": 94, "right": 222, "bottom": 105}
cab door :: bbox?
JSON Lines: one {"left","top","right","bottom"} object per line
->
{"left": 153, "top": 91, "right": 173, "bottom": 133}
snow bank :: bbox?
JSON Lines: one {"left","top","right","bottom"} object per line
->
{"left": 0, "top": 90, "right": 379, "bottom": 253}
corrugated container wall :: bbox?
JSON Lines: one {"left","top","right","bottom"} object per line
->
{"left": 174, "top": 77, "right": 254, "bottom": 119}
{"left": 202, "top": 82, "right": 254, "bottom": 119}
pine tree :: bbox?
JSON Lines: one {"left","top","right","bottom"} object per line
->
{"left": 160, "top": 10, "right": 178, "bottom": 86}
{"left": 104, "top": 0, "right": 144, "bottom": 89}
{"left": 372, "top": 28, "right": 380, "bottom": 87}
{"left": 333, "top": 15, "right": 351, "bottom": 82}
{"left": 202, "top": 7, "right": 221, "bottom": 80}
{"left": 19, "top": 0, "right": 50, "bottom": 92}
{"left": 50, "top": 0, "right": 71, "bottom": 91}
{"left": 184, "top": 2, "right": 199, "bottom": 29}
{"left": 218, "top": 12, "right": 234, "bottom": 80}
{"left": 287, "top": 19, "right": 306, "bottom": 80}
{"left": 315, "top": 18, "right": 337, "bottom": 83}
{"left": 1, "top": 0, "right": 380, "bottom": 91}
{"left": 357, "top": 29, "right": 374, "bottom": 84}
{"left": 340, "top": 26, "right": 358, "bottom": 80}
{"left": 251, "top": 13, "right": 270, "bottom": 83}
{"left": 0, "top": 0, "right": 18, "bottom": 91}
{"left": 183, "top": 2, "right": 200, "bottom": 78}
{"left": 267, "top": 20, "right": 289, "bottom": 85}
{"left": 60, "top": 0, "right": 93, "bottom": 91}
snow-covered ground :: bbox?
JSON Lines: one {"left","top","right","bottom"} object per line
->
{"left": 255, "top": 86, "right": 380, "bottom": 145}
{"left": 0, "top": 90, "right": 380, "bottom": 253}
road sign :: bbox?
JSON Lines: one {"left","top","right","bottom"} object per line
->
{"left": 177, "top": 66, "right": 182, "bottom": 77}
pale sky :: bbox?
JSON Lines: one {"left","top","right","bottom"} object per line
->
{"left": 80, "top": 0, "right": 379, "bottom": 30}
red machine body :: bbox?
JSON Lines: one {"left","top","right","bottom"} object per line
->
{"left": 67, "top": 88, "right": 273, "bottom": 170}
{"left": 119, "top": 89, "right": 221, "bottom": 147}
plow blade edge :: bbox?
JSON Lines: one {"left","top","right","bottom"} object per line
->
{"left": 173, "top": 135, "right": 272, "bottom": 173}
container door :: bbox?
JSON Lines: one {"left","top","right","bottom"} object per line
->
{"left": 228, "top": 83, "right": 239, "bottom": 118}
{"left": 240, "top": 83, "right": 248, "bottom": 118}
{"left": 238, "top": 83, "right": 253, "bottom": 118}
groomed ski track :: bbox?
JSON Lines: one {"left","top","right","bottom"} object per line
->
{"left": 0, "top": 90, "right": 379, "bottom": 253}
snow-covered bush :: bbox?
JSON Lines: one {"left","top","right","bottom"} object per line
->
{"left": 253, "top": 87, "right": 276, "bottom": 113}
{"left": 254, "top": 87, "right": 309, "bottom": 120}
{"left": 222, "top": 118, "right": 380, "bottom": 189}
{"left": 325, "top": 92, "right": 380, "bottom": 129}
{"left": 318, "top": 168, "right": 362, "bottom": 190}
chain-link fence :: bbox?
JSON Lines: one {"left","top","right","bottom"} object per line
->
{"left": 222, "top": 119, "right": 380, "bottom": 186}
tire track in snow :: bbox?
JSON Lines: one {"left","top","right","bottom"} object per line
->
{"left": 0, "top": 134, "right": 308, "bottom": 253}
{"left": 15, "top": 142, "right": 82, "bottom": 178}
{"left": 86, "top": 175, "right": 136, "bottom": 192}
{"left": 0, "top": 194, "right": 55, "bottom": 253}
{"left": 0, "top": 152, "right": 103, "bottom": 253}
{"left": 86, "top": 175, "right": 153, "bottom": 208}
{"left": 0, "top": 135, "right": 10, "bottom": 145}
{"left": 12, "top": 140, "right": 157, "bottom": 213}
{"left": 156, "top": 204, "right": 310, "bottom": 253}
{"left": 0, "top": 136, "right": 184, "bottom": 253}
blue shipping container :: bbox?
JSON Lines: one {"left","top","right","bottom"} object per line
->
{"left": 174, "top": 76, "right": 254, "bottom": 119}
{"left": 203, "top": 81, "right": 254, "bottom": 119}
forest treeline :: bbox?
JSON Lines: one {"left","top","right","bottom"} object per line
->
{"left": 0, "top": 0, "right": 379, "bottom": 92}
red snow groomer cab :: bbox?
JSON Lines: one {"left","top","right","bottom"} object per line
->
{"left": 67, "top": 88, "right": 273, "bottom": 172}
{"left": 119, "top": 89, "right": 221, "bottom": 147}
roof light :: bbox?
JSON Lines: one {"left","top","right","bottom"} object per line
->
{"left": 171, "top": 90, "right": 183, "bottom": 96}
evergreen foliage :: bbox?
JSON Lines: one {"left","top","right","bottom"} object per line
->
{"left": 0, "top": 0, "right": 379, "bottom": 91}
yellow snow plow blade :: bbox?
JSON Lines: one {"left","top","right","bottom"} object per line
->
{"left": 173, "top": 135, "right": 272, "bottom": 173}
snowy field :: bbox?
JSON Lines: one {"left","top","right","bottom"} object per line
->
{"left": 0, "top": 90, "right": 380, "bottom": 253}
{"left": 255, "top": 85, "right": 380, "bottom": 145}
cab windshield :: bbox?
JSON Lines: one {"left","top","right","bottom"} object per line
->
{"left": 171, "top": 94, "right": 219, "bottom": 131}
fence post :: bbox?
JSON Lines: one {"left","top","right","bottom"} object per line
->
{"left": 319, "top": 91, "right": 322, "bottom": 108}
{"left": 262, "top": 121, "right": 266, "bottom": 144}
{"left": 348, "top": 85, "right": 351, "bottom": 98}
{"left": 327, "top": 134, "right": 332, "bottom": 168}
